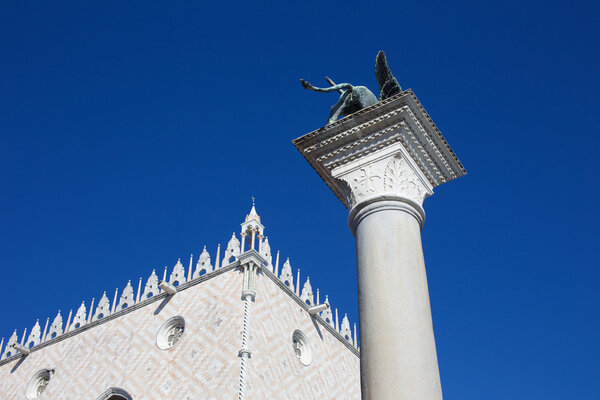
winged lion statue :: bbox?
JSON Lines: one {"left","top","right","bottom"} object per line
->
{"left": 300, "top": 51, "right": 402, "bottom": 125}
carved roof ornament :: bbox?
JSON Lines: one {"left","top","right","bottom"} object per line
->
{"left": 92, "top": 292, "right": 111, "bottom": 321}
{"left": 279, "top": 258, "right": 294, "bottom": 292}
{"left": 0, "top": 204, "right": 362, "bottom": 361}
{"left": 300, "top": 277, "right": 314, "bottom": 306}
{"left": 116, "top": 281, "right": 135, "bottom": 311}
{"left": 340, "top": 314, "right": 353, "bottom": 345}
{"left": 1, "top": 330, "right": 18, "bottom": 359}
{"left": 245, "top": 200, "right": 261, "bottom": 223}
{"left": 142, "top": 269, "right": 159, "bottom": 300}
{"left": 321, "top": 296, "right": 335, "bottom": 328}
{"left": 26, "top": 320, "right": 41, "bottom": 348}
{"left": 193, "top": 246, "right": 213, "bottom": 278}
{"left": 47, "top": 311, "right": 63, "bottom": 340}
{"left": 69, "top": 302, "right": 87, "bottom": 332}
{"left": 260, "top": 237, "right": 272, "bottom": 270}
{"left": 169, "top": 259, "right": 187, "bottom": 286}
{"left": 223, "top": 233, "right": 241, "bottom": 267}
{"left": 300, "top": 51, "right": 402, "bottom": 125}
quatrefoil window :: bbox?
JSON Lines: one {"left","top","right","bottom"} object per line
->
{"left": 157, "top": 316, "right": 185, "bottom": 350}
{"left": 167, "top": 325, "right": 184, "bottom": 347}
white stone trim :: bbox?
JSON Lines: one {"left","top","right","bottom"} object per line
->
{"left": 0, "top": 262, "right": 240, "bottom": 366}
{"left": 293, "top": 90, "right": 466, "bottom": 210}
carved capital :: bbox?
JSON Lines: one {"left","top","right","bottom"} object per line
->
{"left": 293, "top": 90, "right": 466, "bottom": 212}
{"left": 333, "top": 149, "right": 431, "bottom": 210}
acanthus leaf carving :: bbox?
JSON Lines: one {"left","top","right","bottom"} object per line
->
{"left": 337, "top": 152, "right": 428, "bottom": 208}
{"left": 383, "top": 154, "right": 426, "bottom": 204}
{"left": 335, "top": 177, "right": 356, "bottom": 209}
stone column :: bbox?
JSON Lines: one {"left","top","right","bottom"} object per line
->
{"left": 293, "top": 91, "right": 466, "bottom": 400}
{"left": 352, "top": 197, "right": 437, "bottom": 399}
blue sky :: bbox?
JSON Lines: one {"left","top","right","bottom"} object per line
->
{"left": 1, "top": 1, "right": 598, "bottom": 398}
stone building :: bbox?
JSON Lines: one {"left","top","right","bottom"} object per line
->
{"left": 0, "top": 206, "right": 360, "bottom": 399}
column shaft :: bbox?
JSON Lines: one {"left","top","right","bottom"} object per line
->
{"left": 353, "top": 200, "right": 442, "bottom": 400}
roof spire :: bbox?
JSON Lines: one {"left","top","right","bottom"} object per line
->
{"left": 245, "top": 198, "right": 261, "bottom": 223}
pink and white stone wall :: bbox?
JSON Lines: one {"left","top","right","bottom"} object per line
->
{"left": 0, "top": 265, "right": 359, "bottom": 399}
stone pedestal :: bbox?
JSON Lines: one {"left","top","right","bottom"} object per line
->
{"left": 293, "top": 90, "right": 466, "bottom": 400}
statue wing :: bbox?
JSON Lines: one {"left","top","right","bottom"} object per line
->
{"left": 375, "top": 51, "right": 402, "bottom": 100}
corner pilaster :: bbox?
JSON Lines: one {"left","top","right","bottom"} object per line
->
{"left": 236, "top": 237, "right": 266, "bottom": 400}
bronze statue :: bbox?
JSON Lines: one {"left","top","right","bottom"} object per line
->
{"left": 300, "top": 51, "right": 402, "bottom": 125}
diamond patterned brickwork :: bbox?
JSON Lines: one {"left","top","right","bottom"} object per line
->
{"left": 0, "top": 269, "right": 244, "bottom": 400}
{"left": 0, "top": 265, "right": 361, "bottom": 400}
{"left": 247, "top": 269, "right": 361, "bottom": 400}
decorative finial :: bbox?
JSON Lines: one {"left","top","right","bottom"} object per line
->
{"left": 244, "top": 202, "right": 261, "bottom": 223}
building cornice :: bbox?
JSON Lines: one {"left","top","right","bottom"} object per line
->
{"left": 258, "top": 263, "right": 360, "bottom": 357}
{"left": 0, "top": 262, "right": 240, "bottom": 367}
{"left": 292, "top": 89, "right": 466, "bottom": 210}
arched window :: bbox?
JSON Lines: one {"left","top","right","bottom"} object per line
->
{"left": 96, "top": 387, "right": 133, "bottom": 400}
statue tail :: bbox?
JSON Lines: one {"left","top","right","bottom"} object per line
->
{"left": 300, "top": 79, "right": 353, "bottom": 93}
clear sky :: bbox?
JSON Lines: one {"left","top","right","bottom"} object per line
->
{"left": 1, "top": 1, "right": 598, "bottom": 399}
